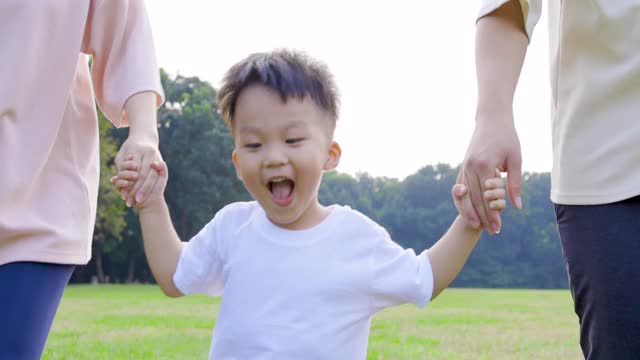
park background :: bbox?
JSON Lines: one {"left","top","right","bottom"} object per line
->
{"left": 47, "top": 1, "right": 584, "bottom": 358}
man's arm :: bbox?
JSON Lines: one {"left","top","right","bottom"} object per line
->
{"left": 476, "top": 0, "right": 528, "bottom": 118}
{"left": 457, "top": 0, "right": 529, "bottom": 235}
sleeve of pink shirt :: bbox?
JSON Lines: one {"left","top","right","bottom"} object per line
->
{"left": 82, "top": 0, "right": 165, "bottom": 127}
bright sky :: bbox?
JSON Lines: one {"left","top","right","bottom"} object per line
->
{"left": 146, "top": 1, "right": 551, "bottom": 180}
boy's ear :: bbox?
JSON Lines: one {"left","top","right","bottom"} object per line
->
{"left": 232, "top": 150, "right": 243, "bottom": 181}
{"left": 324, "top": 141, "right": 341, "bottom": 171}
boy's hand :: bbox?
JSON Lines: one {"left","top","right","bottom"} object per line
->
{"left": 111, "top": 154, "right": 138, "bottom": 206}
{"left": 452, "top": 169, "right": 506, "bottom": 232}
{"left": 110, "top": 155, "right": 168, "bottom": 210}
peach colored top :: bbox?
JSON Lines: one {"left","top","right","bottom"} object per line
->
{"left": 0, "top": 0, "right": 164, "bottom": 265}
{"left": 479, "top": 1, "right": 640, "bottom": 205}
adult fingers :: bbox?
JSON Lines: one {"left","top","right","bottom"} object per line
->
{"left": 457, "top": 169, "right": 481, "bottom": 229}
{"left": 469, "top": 167, "right": 502, "bottom": 235}
{"left": 126, "top": 154, "right": 153, "bottom": 206}
{"left": 134, "top": 166, "right": 159, "bottom": 204}
{"left": 114, "top": 179, "right": 132, "bottom": 190}
{"left": 116, "top": 170, "right": 139, "bottom": 182}
{"left": 465, "top": 164, "right": 493, "bottom": 232}
{"left": 507, "top": 154, "right": 523, "bottom": 209}
{"left": 119, "top": 160, "right": 138, "bottom": 172}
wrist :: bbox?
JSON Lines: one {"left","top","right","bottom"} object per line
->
{"left": 475, "top": 103, "right": 514, "bottom": 125}
{"left": 124, "top": 91, "right": 160, "bottom": 144}
{"left": 456, "top": 215, "right": 483, "bottom": 234}
{"left": 127, "top": 127, "right": 159, "bottom": 145}
{"left": 138, "top": 196, "right": 168, "bottom": 215}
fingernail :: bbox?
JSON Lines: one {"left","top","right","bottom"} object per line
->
{"left": 472, "top": 220, "right": 481, "bottom": 228}
{"left": 492, "top": 223, "right": 501, "bottom": 234}
{"left": 120, "top": 192, "right": 125, "bottom": 201}
{"left": 135, "top": 192, "right": 143, "bottom": 202}
{"left": 516, "top": 196, "right": 523, "bottom": 209}
{"left": 126, "top": 200, "right": 132, "bottom": 207}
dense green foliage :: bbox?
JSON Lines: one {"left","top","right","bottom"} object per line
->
{"left": 321, "top": 169, "right": 566, "bottom": 288}
{"left": 79, "top": 72, "right": 566, "bottom": 289}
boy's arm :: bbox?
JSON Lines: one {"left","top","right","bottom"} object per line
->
{"left": 139, "top": 199, "right": 184, "bottom": 298}
{"left": 457, "top": 0, "right": 529, "bottom": 235}
{"left": 115, "top": 160, "right": 184, "bottom": 297}
{"left": 428, "top": 176, "right": 505, "bottom": 300}
{"left": 426, "top": 217, "right": 482, "bottom": 300}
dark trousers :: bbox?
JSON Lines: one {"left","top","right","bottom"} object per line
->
{"left": 555, "top": 195, "right": 640, "bottom": 359}
{"left": 0, "top": 262, "right": 74, "bottom": 360}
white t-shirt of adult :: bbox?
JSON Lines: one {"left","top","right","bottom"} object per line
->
{"left": 479, "top": 0, "right": 640, "bottom": 205}
{"left": 173, "top": 201, "right": 434, "bottom": 360}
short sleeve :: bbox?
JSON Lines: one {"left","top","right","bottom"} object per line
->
{"left": 369, "top": 227, "right": 434, "bottom": 313}
{"left": 173, "top": 211, "right": 226, "bottom": 297}
{"left": 478, "top": 0, "right": 542, "bottom": 42}
{"left": 82, "top": 0, "right": 164, "bottom": 127}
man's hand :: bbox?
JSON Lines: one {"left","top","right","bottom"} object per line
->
{"left": 453, "top": 168, "right": 508, "bottom": 233}
{"left": 465, "top": 0, "right": 529, "bottom": 234}
{"left": 457, "top": 114, "right": 523, "bottom": 235}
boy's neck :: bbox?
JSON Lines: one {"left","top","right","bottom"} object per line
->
{"left": 267, "top": 201, "right": 332, "bottom": 231}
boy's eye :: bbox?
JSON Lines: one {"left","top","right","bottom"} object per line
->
{"left": 244, "top": 143, "right": 261, "bottom": 149}
{"left": 286, "top": 138, "right": 304, "bottom": 144}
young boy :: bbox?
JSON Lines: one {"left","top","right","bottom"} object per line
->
{"left": 113, "top": 49, "right": 506, "bottom": 359}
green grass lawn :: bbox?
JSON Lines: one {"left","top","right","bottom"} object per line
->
{"left": 43, "top": 286, "right": 581, "bottom": 359}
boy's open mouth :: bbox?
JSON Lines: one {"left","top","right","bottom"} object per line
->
{"left": 268, "top": 177, "right": 294, "bottom": 206}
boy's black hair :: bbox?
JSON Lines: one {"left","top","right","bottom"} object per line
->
{"left": 217, "top": 49, "right": 339, "bottom": 130}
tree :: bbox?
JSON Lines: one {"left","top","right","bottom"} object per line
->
{"left": 156, "top": 71, "right": 249, "bottom": 240}
{"left": 90, "top": 112, "right": 127, "bottom": 283}
{"left": 83, "top": 71, "right": 248, "bottom": 283}
{"left": 76, "top": 71, "right": 568, "bottom": 289}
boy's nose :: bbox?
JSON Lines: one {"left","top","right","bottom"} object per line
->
{"left": 263, "top": 146, "right": 288, "bottom": 167}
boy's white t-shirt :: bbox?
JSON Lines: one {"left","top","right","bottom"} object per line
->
{"left": 173, "top": 201, "right": 434, "bottom": 360}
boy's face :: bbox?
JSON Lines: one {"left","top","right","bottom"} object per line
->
{"left": 231, "top": 84, "right": 341, "bottom": 230}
